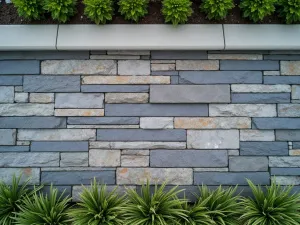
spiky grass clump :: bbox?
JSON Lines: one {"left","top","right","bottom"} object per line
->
{"left": 68, "top": 178, "right": 125, "bottom": 225}
{"left": 15, "top": 185, "right": 71, "bottom": 225}
{"left": 240, "top": 179, "right": 300, "bottom": 225}
{"left": 122, "top": 181, "right": 188, "bottom": 225}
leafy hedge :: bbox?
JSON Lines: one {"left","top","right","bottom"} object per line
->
{"left": 1, "top": 174, "right": 300, "bottom": 225}
{"left": 10, "top": 0, "right": 300, "bottom": 25}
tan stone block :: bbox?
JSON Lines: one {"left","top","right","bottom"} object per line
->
{"left": 289, "top": 150, "right": 300, "bottom": 156}
{"left": 122, "top": 150, "right": 150, "bottom": 156}
{"left": 151, "top": 64, "right": 175, "bottom": 71}
{"left": 89, "top": 150, "right": 121, "bottom": 167}
{"left": 176, "top": 60, "right": 219, "bottom": 70}
{"left": 281, "top": 61, "right": 300, "bottom": 75}
{"left": 55, "top": 109, "right": 104, "bottom": 117}
{"left": 121, "top": 155, "right": 149, "bottom": 167}
{"left": 105, "top": 93, "right": 148, "bottom": 103}
{"left": 82, "top": 76, "right": 170, "bottom": 84}
{"left": 30, "top": 93, "right": 54, "bottom": 103}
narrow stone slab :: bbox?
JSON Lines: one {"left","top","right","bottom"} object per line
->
{"left": 150, "top": 150, "right": 228, "bottom": 167}
{"left": 90, "top": 141, "right": 186, "bottom": 149}
{"left": 31, "top": 141, "right": 88, "bottom": 152}
{"left": 0, "top": 117, "right": 66, "bottom": 128}
{"left": 68, "top": 117, "right": 139, "bottom": 125}
{"left": 176, "top": 60, "right": 219, "bottom": 70}
{"left": 269, "top": 157, "right": 300, "bottom": 167}
{"left": 253, "top": 118, "right": 300, "bottom": 129}
{"left": 276, "top": 130, "right": 300, "bottom": 141}
{"left": 60, "top": 153, "right": 88, "bottom": 167}
{"left": 0, "top": 104, "right": 53, "bottom": 116}
{"left": 220, "top": 60, "right": 279, "bottom": 71}
{"left": 0, "top": 25, "right": 57, "bottom": 50}
{"left": 151, "top": 51, "right": 207, "bottom": 59}
{"left": 0, "top": 60, "right": 40, "bottom": 74}
{"left": 0, "top": 76, "right": 23, "bottom": 86}
{"left": 0, "top": 51, "right": 89, "bottom": 60}
{"left": 57, "top": 25, "right": 224, "bottom": 50}
{"left": 150, "top": 85, "right": 230, "bottom": 103}
{"left": 231, "top": 85, "right": 291, "bottom": 93}
{"left": 140, "top": 117, "right": 173, "bottom": 129}
{"left": 240, "top": 142, "right": 288, "bottom": 156}
{"left": 55, "top": 93, "right": 104, "bottom": 108}
{"left": 229, "top": 157, "right": 268, "bottom": 171}
{"left": 82, "top": 76, "right": 170, "bottom": 85}
{"left": 0, "top": 146, "right": 29, "bottom": 152}
{"left": 271, "top": 168, "right": 300, "bottom": 175}
{"left": 0, "top": 153, "right": 59, "bottom": 167}
{"left": 0, "top": 168, "right": 40, "bottom": 185}
{"left": 264, "top": 55, "right": 300, "bottom": 60}
{"left": 240, "top": 130, "right": 275, "bottom": 141}
{"left": 224, "top": 25, "right": 300, "bottom": 50}
{"left": 81, "top": 85, "right": 149, "bottom": 93}
{"left": 97, "top": 129, "right": 186, "bottom": 141}
{"left": 179, "top": 71, "right": 262, "bottom": 84}
{"left": 232, "top": 93, "right": 290, "bottom": 103}
{"left": 264, "top": 76, "right": 300, "bottom": 84}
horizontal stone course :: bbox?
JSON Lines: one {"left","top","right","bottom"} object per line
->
{"left": 90, "top": 142, "right": 186, "bottom": 149}
{"left": 269, "top": 157, "right": 300, "bottom": 167}
{"left": 55, "top": 93, "right": 104, "bottom": 109}
{"left": 118, "top": 60, "right": 150, "bottom": 75}
{"left": 253, "top": 118, "right": 300, "bottom": 129}
{"left": 140, "top": 117, "right": 173, "bottom": 129}
{"left": 264, "top": 76, "right": 300, "bottom": 84}
{"left": 151, "top": 51, "right": 207, "bottom": 59}
{"left": 176, "top": 60, "right": 219, "bottom": 70}
{"left": 0, "top": 153, "right": 59, "bottom": 167}
{"left": 105, "top": 93, "right": 148, "bottom": 103}
{"left": 0, "top": 76, "right": 23, "bottom": 86}
{"left": 31, "top": 141, "right": 88, "bottom": 152}
{"left": 271, "top": 168, "right": 300, "bottom": 175}
{"left": 60, "top": 153, "right": 88, "bottom": 167}
{"left": 81, "top": 85, "right": 149, "bottom": 93}
{"left": 0, "top": 117, "right": 66, "bottom": 129}
{"left": 229, "top": 156, "right": 268, "bottom": 171}
{"left": 240, "top": 130, "right": 275, "bottom": 141}
{"left": 0, "top": 104, "right": 54, "bottom": 116}
{"left": 82, "top": 76, "right": 170, "bottom": 84}
{"left": 276, "top": 130, "right": 300, "bottom": 141}
{"left": 89, "top": 150, "right": 121, "bottom": 167}
{"left": 0, "top": 60, "right": 40, "bottom": 74}
{"left": 220, "top": 60, "right": 279, "bottom": 71}
{"left": 281, "top": 61, "right": 300, "bottom": 75}
{"left": 55, "top": 109, "right": 104, "bottom": 117}
{"left": 231, "top": 93, "right": 290, "bottom": 103}
{"left": 231, "top": 85, "right": 291, "bottom": 93}
{"left": 240, "top": 142, "right": 288, "bottom": 156}
{"left": 68, "top": 117, "right": 139, "bottom": 125}
{"left": 278, "top": 104, "right": 300, "bottom": 117}
{"left": 0, "top": 146, "right": 29, "bottom": 152}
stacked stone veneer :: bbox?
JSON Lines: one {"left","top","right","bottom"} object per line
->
{"left": 0, "top": 50, "right": 300, "bottom": 199}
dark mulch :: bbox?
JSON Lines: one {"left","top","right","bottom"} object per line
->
{"left": 0, "top": 0, "right": 284, "bottom": 25}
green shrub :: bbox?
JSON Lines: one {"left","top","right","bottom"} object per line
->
{"left": 68, "top": 178, "right": 125, "bottom": 225}
{"left": 122, "top": 181, "right": 188, "bottom": 225}
{"left": 12, "top": 0, "right": 44, "bottom": 20}
{"left": 83, "top": 0, "right": 114, "bottom": 24}
{"left": 240, "top": 179, "right": 300, "bottom": 225}
{"left": 200, "top": 0, "right": 234, "bottom": 20}
{"left": 162, "top": 0, "right": 193, "bottom": 25}
{"left": 44, "top": 0, "right": 77, "bottom": 23}
{"left": 278, "top": 0, "right": 300, "bottom": 24}
{"left": 118, "top": 0, "right": 149, "bottom": 22}
{"left": 0, "top": 174, "right": 42, "bottom": 225}
{"left": 240, "top": 0, "right": 276, "bottom": 22}
{"left": 15, "top": 185, "right": 71, "bottom": 225}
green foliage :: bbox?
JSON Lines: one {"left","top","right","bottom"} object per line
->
{"left": 122, "top": 181, "right": 188, "bottom": 225}
{"left": 43, "top": 0, "right": 77, "bottom": 23}
{"left": 240, "top": 0, "right": 276, "bottom": 22}
{"left": 0, "top": 174, "right": 42, "bottom": 225}
{"left": 278, "top": 0, "right": 300, "bottom": 24}
{"left": 118, "top": 0, "right": 149, "bottom": 22}
{"left": 162, "top": 0, "right": 193, "bottom": 25}
{"left": 12, "top": 0, "right": 44, "bottom": 20}
{"left": 240, "top": 179, "right": 300, "bottom": 225}
{"left": 15, "top": 185, "right": 71, "bottom": 225}
{"left": 83, "top": 0, "right": 114, "bottom": 24}
{"left": 68, "top": 178, "right": 125, "bottom": 225}
{"left": 200, "top": 0, "right": 234, "bottom": 20}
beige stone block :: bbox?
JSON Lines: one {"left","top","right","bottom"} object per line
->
{"left": 55, "top": 109, "right": 104, "bottom": 117}
{"left": 105, "top": 93, "right": 148, "bottom": 103}
{"left": 89, "top": 150, "right": 121, "bottom": 167}
{"left": 121, "top": 155, "right": 149, "bottom": 167}
{"left": 176, "top": 60, "right": 219, "bottom": 70}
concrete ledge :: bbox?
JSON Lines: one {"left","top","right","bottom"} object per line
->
{"left": 0, "top": 25, "right": 58, "bottom": 50}
{"left": 224, "top": 25, "right": 300, "bottom": 50}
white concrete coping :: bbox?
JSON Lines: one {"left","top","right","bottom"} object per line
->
{"left": 56, "top": 24, "right": 224, "bottom": 50}
{"left": 224, "top": 24, "right": 300, "bottom": 50}
{"left": 0, "top": 25, "right": 58, "bottom": 50}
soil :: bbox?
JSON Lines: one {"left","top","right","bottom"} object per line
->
{"left": 0, "top": 0, "right": 284, "bottom": 25}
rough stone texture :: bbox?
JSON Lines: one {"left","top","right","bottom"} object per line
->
{"left": 151, "top": 71, "right": 178, "bottom": 76}
{"left": 81, "top": 85, "right": 149, "bottom": 93}
{"left": 292, "top": 85, "right": 300, "bottom": 99}
{"left": 281, "top": 61, "right": 300, "bottom": 75}
{"left": 68, "top": 117, "right": 139, "bottom": 125}
{"left": 151, "top": 51, "right": 207, "bottom": 59}
{"left": 150, "top": 85, "right": 230, "bottom": 103}
{"left": 90, "top": 142, "right": 186, "bottom": 149}
{"left": 55, "top": 93, "right": 104, "bottom": 108}
{"left": 176, "top": 60, "right": 219, "bottom": 70}
{"left": 229, "top": 157, "right": 268, "bottom": 171}
{"left": 0, "top": 129, "right": 16, "bottom": 145}
{"left": 276, "top": 130, "right": 300, "bottom": 141}
{"left": 0, "top": 87, "right": 14, "bottom": 103}
{"left": 150, "top": 150, "right": 228, "bottom": 167}
{"left": 105, "top": 93, "right": 148, "bottom": 103}
{"left": 0, "top": 60, "right": 40, "bottom": 74}
{"left": 0, "top": 104, "right": 54, "bottom": 116}
{"left": 0, "top": 117, "right": 66, "bottom": 128}
{"left": 0, "top": 76, "right": 23, "bottom": 86}
{"left": 269, "top": 157, "right": 300, "bottom": 167}
{"left": 151, "top": 64, "right": 175, "bottom": 71}
{"left": 14, "top": 93, "right": 28, "bottom": 103}
{"left": 278, "top": 104, "right": 300, "bottom": 117}
{"left": 264, "top": 71, "right": 280, "bottom": 76}
{"left": 118, "top": 60, "right": 150, "bottom": 75}
{"left": 30, "top": 93, "right": 54, "bottom": 103}
{"left": 0, "top": 168, "right": 40, "bottom": 185}
{"left": 89, "top": 150, "right": 121, "bottom": 167}
{"left": 208, "top": 54, "right": 262, "bottom": 60}
{"left": 187, "top": 130, "right": 239, "bottom": 149}
{"left": 232, "top": 93, "right": 290, "bottom": 103}
{"left": 264, "top": 76, "right": 300, "bottom": 84}
{"left": 240, "top": 142, "right": 288, "bottom": 156}
{"left": 271, "top": 168, "right": 300, "bottom": 176}
{"left": 294, "top": 142, "right": 300, "bottom": 149}
{"left": 83, "top": 76, "right": 170, "bottom": 84}
{"left": 221, "top": 60, "right": 279, "bottom": 71}
{"left": 231, "top": 85, "right": 291, "bottom": 93}
{"left": 253, "top": 118, "right": 300, "bottom": 130}
{"left": 55, "top": 109, "right": 104, "bottom": 117}
{"left": 121, "top": 155, "right": 149, "bottom": 167}
{"left": 31, "top": 141, "right": 88, "bottom": 152}
{"left": 0, "top": 153, "right": 59, "bottom": 167}
{"left": 41, "top": 60, "right": 117, "bottom": 75}
{"left": 122, "top": 150, "right": 150, "bottom": 156}
{"left": 140, "top": 117, "right": 173, "bottom": 129}
{"left": 273, "top": 176, "right": 300, "bottom": 185}
{"left": 60, "top": 153, "right": 88, "bottom": 167}
{"left": 240, "top": 130, "right": 275, "bottom": 141}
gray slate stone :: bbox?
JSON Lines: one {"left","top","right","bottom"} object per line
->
{"left": 179, "top": 71, "right": 262, "bottom": 84}
{"left": 105, "top": 104, "right": 208, "bottom": 116}
{"left": 151, "top": 51, "right": 207, "bottom": 59}
{"left": 0, "top": 76, "right": 23, "bottom": 86}
{"left": 81, "top": 85, "right": 149, "bottom": 93}
{"left": 253, "top": 118, "right": 300, "bottom": 130}
{"left": 264, "top": 76, "right": 300, "bottom": 84}
{"left": 220, "top": 60, "right": 279, "bottom": 71}
{"left": 151, "top": 71, "right": 179, "bottom": 76}
{"left": 150, "top": 85, "right": 230, "bottom": 103}
{"left": 0, "top": 146, "right": 29, "bottom": 152}
{"left": 31, "top": 141, "right": 88, "bottom": 152}
{"left": 240, "top": 142, "right": 288, "bottom": 156}
{"left": 0, "top": 153, "right": 59, "bottom": 167}
{"left": 0, "top": 87, "right": 14, "bottom": 103}
{"left": 41, "top": 171, "right": 115, "bottom": 185}
{"left": 55, "top": 93, "right": 104, "bottom": 108}
{"left": 0, "top": 117, "right": 66, "bottom": 128}
{"left": 0, "top": 129, "right": 16, "bottom": 145}
{"left": 68, "top": 117, "right": 139, "bottom": 125}
{"left": 170, "top": 76, "right": 179, "bottom": 84}
{"left": 0, "top": 60, "right": 40, "bottom": 74}
{"left": 264, "top": 55, "right": 300, "bottom": 60}
{"left": 294, "top": 142, "right": 300, "bottom": 148}
{"left": 278, "top": 104, "right": 300, "bottom": 117}
{"left": 194, "top": 172, "right": 270, "bottom": 185}
{"left": 150, "top": 150, "right": 228, "bottom": 167}
{"left": 229, "top": 156, "right": 268, "bottom": 171}
{"left": 232, "top": 93, "right": 290, "bottom": 103}
{"left": 97, "top": 129, "right": 186, "bottom": 141}
{"left": 23, "top": 76, "right": 80, "bottom": 92}
{"left": 276, "top": 130, "right": 300, "bottom": 141}
{"left": 269, "top": 156, "right": 300, "bottom": 167}
{"left": 0, "top": 51, "right": 89, "bottom": 60}
{"left": 271, "top": 168, "right": 300, "bottom": 175}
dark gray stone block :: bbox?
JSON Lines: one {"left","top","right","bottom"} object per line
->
{"left": 170, "top": 76, "right": 179, "bottom": 84}
{"left": 151, "top": 71, "right": 179, "bottom": 76}
{"left": 81, "top": 85, "right": 149, "bottom": 93}
{"left": 0, "top": 60, "right": 40, "bottom": 74}
{"left": 31, "top": 141, "right": 89, "bottom": 152}
{"left": 276, "top": 130, "right": 300, "bottom": 141}
{"left": 68, "top": 117, "right": 139, "bottom": 125}
{"left": 264, "top": 55, "right": 300, "bottom": 60}
{"left": 0, "top": 117, "right": 66, "bottom": 128}
{"left": 105, "top": 104, "right": 208, "bottom": 116}
{"left": 97, "top": 129, "right": 186, "bottom": 141}
{"left": 23, "top": 76, "right": 80, "bottom": 92}
{"left": 220, "top": 60, "right": 279, "bottom": 71}
{"left": 0, "top": 146, "right": 29, "bottom": 152}
{"left": 293, "top": 142, "right": 300, "bottom": 148}
{"left": 0, "top": 51, "right": 89, "bottom": 60}
{"left": 240, "top": 142, "right": 288, "bottom": 156}
{"left": 271, "top": 168, "right": 300, "bottom": 176}
{"left": 41, "top": 171, "right": 115, "bottom": 185}
{"left": 229, "top": 156, "right": 268, "bottom": 171}
{"left": 264, "top": 76, "right": 300, "bottom": 84}
{"left": 232, "top": 93, "right": 290, "bottom": 103}
{"left": 0, "top": 76, "right": 23, "bottom": 86}
{"left": 150, "top": 150, "right": 228, "bottom": 167}
{"left": 179, "top": 71, "right": 262, "bottom": 84}
{"left": 151, "top": 51, "right": 207, "bottom": 59}
{"left": 253, "top": 118, "right": 300, "bottom": 130}
{"left": 194, "top": 172, "right": 270, "bottom": 185}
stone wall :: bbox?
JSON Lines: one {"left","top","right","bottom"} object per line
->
{"left": 0, "top": 50, "right": 300, "bottom": 200}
